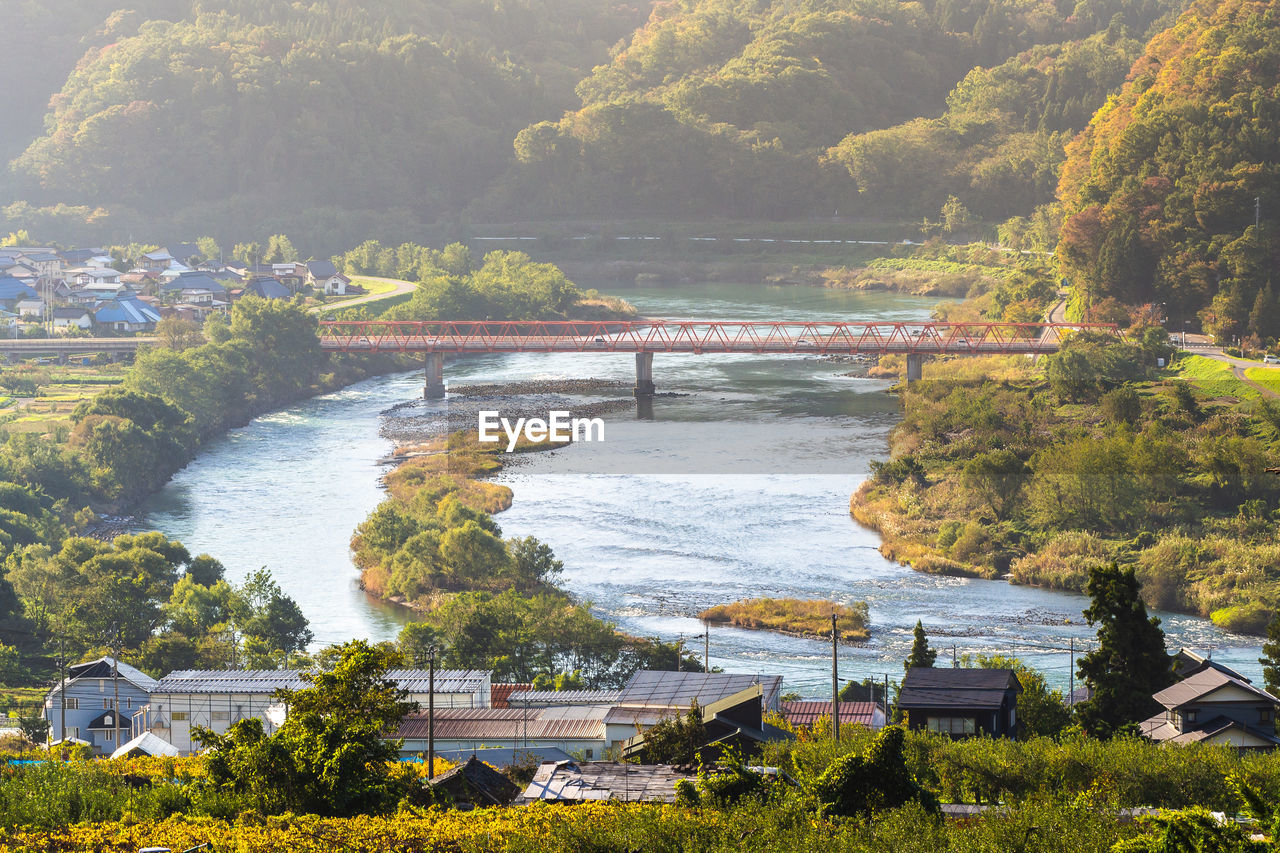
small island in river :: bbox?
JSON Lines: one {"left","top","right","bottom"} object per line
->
{"left": 699, "top": 598, "right": 870, "bottom": 642}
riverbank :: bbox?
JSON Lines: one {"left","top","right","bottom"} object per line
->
{"left": 849, "top": 340, "right": 1280, "bottom": 636}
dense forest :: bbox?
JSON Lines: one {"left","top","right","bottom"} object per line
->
{"left": 1057, "top": 0, "right": 1280, "bottom": 329}
{"left": 4, "top": 0, "right": 1192, "bottom": 248}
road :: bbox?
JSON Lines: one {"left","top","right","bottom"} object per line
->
{"left": 1177, "top": 332, "right": 1279, "bottom": 399}
{"left": 310, "top": 276, "right": 416, "bottom": 315}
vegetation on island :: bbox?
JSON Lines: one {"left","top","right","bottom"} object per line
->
{"left": 852, "top": 330, "right": 1280, "bottom": 633}
{"left": 699, "top": 598, "right": 870, "bottom": 642}
{"left": 330, "top": 241, "right": 634, "bottom": 320}
{"left": 355, "top": 431, "right": 704, "bottom": 687}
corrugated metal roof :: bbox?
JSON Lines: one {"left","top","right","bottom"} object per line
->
{"left": 153, "top": 668, "right": 487, "bottom": 695}
{"left": 491, "top": 683, "right": 533, "bottom": 708}
{"left": 395, "top": 707, "right": 607, "bottom": 741}
{"left": 519, "top": 761, "right": 693, "bottom": 803}
{"left": 618, "top": 671, "right": 783, "bottom": 710}
{"left": 387, "top": 669, "right": 489, "bottom": 694}
{"left": 782, "top": 701, "right": 880, "bottom": 727}
{"left": 507, "top": 690, "right": 622, "bottom": 706}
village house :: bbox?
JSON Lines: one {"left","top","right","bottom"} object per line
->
{"left": 42, "top": 657, "right": 159, "bottom": 755}
{"left": 305, "top": 260, "right": 349, "bottom": 295}
{"left": 243, "top": 276, "right": 291, "bottom": 300}
{"left": 897, "top": 667, "right": 1023, "bottom": 739}
{"left": 140, "top": 249, "right": 176, "bottom": 272}
{"left": 94, "top": 297, "right": 161, "bottom": 333}
{"left": 159, "top": 271, "right": 229, "bottom": 310}
{"left": 52, "top": 306, "right": 94, "bottom": 331}
{"left": 781, "top": 699, "right": 887, "bottom": 731}
{"left": 1141, "top": 666, "right": 1280, "bottom": 749}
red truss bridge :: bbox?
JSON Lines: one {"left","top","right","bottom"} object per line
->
{"left": 316, "top": 320, "right": 1119, "bottom": 399}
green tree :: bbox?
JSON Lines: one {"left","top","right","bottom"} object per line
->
{"left": 1250, "top": 283, "right": 1280, "bottom": 339}
{"left": 1260, "top": 613, "right": 1280, "bottom": 696}
{"left": 904, "top": 620, "right": 937, "bottom": 672}
{"left": 961, "top": 449, "right": 1028, "bottom": 520}
{"left": 812, "top": 726, "right": 940, "bottom": 818}
{"left": 1075, "top": 563, "right": 1172, "bottom": 736}
{"left": 262, "top": 234, "right": 298, "bottom": 264}
{"left": 972, "top": 654, "right": 1070, "bottom": 738}
{"left": 198, "top": 640, "right": 416, "bottom": 815}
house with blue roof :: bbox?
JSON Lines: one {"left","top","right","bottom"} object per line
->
{"left": 94, "top": 297, "right": 161, "bottom": 332}
{"left": 0, "top": 277, "right": 38, "bottom": 309}
{"left": 44, "top": 657, "right": 159, "bottom": 754}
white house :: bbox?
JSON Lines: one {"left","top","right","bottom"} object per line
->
{"left": 52, "top": 307, "right": 93, "bottom": 331}
{"left": 306, "top": 260, "right": 349, "bottom": 295}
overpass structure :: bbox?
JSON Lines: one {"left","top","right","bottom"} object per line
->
{"left": 316, "top": 320, "right": 1120, "bottom": 398}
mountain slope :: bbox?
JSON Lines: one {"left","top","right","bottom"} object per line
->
{"left": 1056, "top": 0, "right": 1280, "bottom": 335}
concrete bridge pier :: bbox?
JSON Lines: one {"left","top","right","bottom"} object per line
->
{"left": 424, "top": 352, "right": 446, "bottom": 399}
{"left": 634, "top": 352, "right": 656, "bottom": 398}
{"left": 906, "top": 353, "right": 924, "bottom": 384}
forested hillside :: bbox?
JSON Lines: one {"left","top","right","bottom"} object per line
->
{"left": 1057, "top": 0, "right": 1280, "bottom": 337}
{"left": 2, "top": 0, "right": 1206, "bottom": 240}
{"left": 7, "top": 0, "right": 649, "bottom": 242}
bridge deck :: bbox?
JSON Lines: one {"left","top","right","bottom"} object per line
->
{"left": 317, "top": 320, "right": 1117, "bottom": 355}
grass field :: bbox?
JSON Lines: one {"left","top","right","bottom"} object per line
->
{"left": 1172, "top": 353, "right": 1260, "bottom": 398}
{"left": 1244, "top": 366, "right": 1280, "bottom": 395}
{"left": 347, "top": 276, "right": 400, "bottom": 296}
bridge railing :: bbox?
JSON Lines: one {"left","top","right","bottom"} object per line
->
{"left": 315, "top": 320, "right": 1121, "bottom": 354}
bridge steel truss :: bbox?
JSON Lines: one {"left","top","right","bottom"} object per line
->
{"left": 316, "top": 320, "right": 1121, "bottom": 355}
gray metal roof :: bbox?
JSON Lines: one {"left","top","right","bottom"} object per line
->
{"left": 618, "top": 671, "right": 783, "bottom": 710}
{"left": 387, "top": 669, "right": 489, "bottom": 694}
{"left": 1152, "top": 668, "right": 1280, "bottom": 710}
{"left": 898, "top": 667, "right": 1021, "bottom": 710}
{"left": 519, "top": 761, "right": 694, "bottom": 803}
{"left": 152, "top": 668, "right": 487, "bottom": 695}
{"left": 154, "top": 670, "right": 304, "bottom": 694}
{"left": 62, "top": 657, "right": 159, "bottom": 692}
{"left": 507, "top": 689, "right": 622, "bottom": 706}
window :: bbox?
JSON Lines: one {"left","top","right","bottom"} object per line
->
{"left": 1261, "top": 709, "right": 1273, "bottom": 724}
{"left": 585, "top": 749, "right": 594, "bottom": 759}
{"left": 171, "top": 712, "right": 188, "bottom": 722}
{"left": 1184, "top": 710, "right": 1198, "bottom": 725}
{"left": 926, "top": 716, "right": 976, "bottom": 735}
{"left": 212, "top": 711, "right": 229, "bottom": 721}
{"left": 104, "top": 731, "right": 113, "bottom": 742}
{"left": 103, "top": 699, "right": 111, "bottom": 709}
{"left": 126, "top": 698, "right": 132, "bottom": 709}
{"left": 64, "top": 698, "right": 79, "bottom": 710}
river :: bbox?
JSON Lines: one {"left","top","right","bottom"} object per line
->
{"left": 140, "top": 282, "right": 1264, "bottom": 695}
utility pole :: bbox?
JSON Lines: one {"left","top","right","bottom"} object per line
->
{"left": 427, "top": 646, "right": 436, "bottom": 780}
{"left": 831, "top": 614, "right": 840, "bottom": 742}
{"left": 58, "top": 636, "right": 66, "bottom": 744}
{"left": 676, "top": 636, "right": 684, "bottom": 673}
{"left": 703, "top": 623, "right": 709, "bottom": 672}
{"left": 110, "top": 623, "right": 122, "bottom": 754}
{"left": 952, "top": 644, "right": 958, "bottom": 668}
{"left": 1069, "top": 638, "right": 1075, "bottom": 706}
